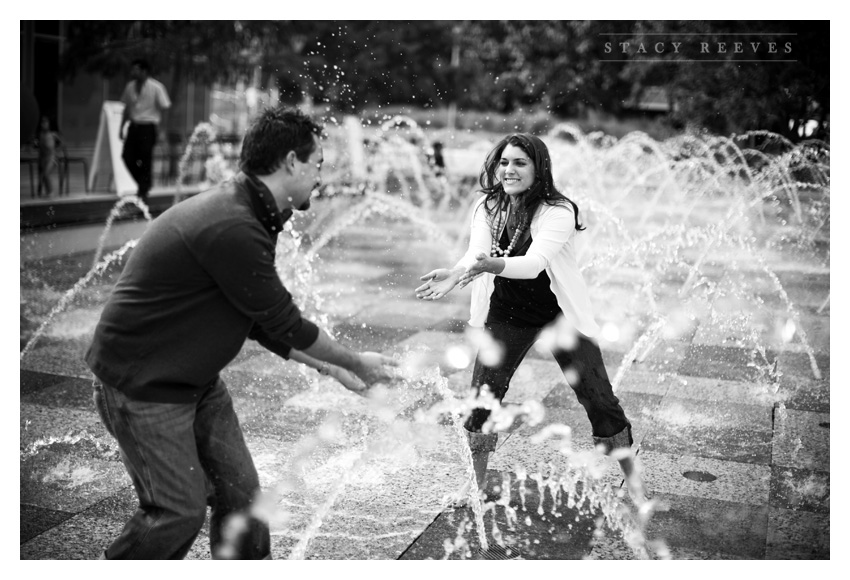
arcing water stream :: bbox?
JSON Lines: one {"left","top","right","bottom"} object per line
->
{"left": 20, "top": 115, "right": 829, "bottom": 559}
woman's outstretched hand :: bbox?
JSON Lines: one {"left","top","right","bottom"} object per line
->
{"left": 416, "top": 267, "right": 463, "bottom": 300}
{"left": 458, "top": 253, "right": 503, "bottom": 288}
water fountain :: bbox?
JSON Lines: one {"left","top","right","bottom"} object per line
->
{"left": 20, "top": 113, "right": 829, "bottom": 559}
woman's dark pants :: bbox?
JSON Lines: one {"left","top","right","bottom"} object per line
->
{"left": 93, "top": 377, "right": 270, "bottom": 559}
{"left": 464, "top": 321, "right": 633, "bottom": 452}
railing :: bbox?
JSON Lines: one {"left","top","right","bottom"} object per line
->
{"left": 21, "top": 142, "right": 242, "bottom": 196}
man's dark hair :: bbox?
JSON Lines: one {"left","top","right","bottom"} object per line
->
{"left": 131, "top": 58, "right": 151, "bottom": 73}
{"left": 239, "top": 107, "right": 323, "bottom": 176}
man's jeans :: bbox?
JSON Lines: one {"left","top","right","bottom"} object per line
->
{"left": 93, "top": 377, "right": 270, "bottom": 559}
{"left": 464, "top": 321, "right": 633, "bottom": 449}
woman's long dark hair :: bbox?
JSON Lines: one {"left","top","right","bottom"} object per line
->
{"left": 478, "top": 133, "right": 585, "bottom": 231}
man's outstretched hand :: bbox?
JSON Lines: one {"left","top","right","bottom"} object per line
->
{"left": 353, "top": 351, "right": 399, "bottom": 387}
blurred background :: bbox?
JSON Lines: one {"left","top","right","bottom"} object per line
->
{"left": 20, "top": 20, "right": 829, "bottom": 195}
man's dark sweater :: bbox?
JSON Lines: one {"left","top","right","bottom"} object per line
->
{"left": 86, "top": 172, "right": 319, "bottom": 403}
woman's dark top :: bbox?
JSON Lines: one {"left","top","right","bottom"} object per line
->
{"left": 487, "top": 226, "right": 561, "bottom": 327}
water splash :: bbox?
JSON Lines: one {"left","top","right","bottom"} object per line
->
{"left": 429, "top": 369, "right": 490, "bottom": 551}
{"left": 20, "top": 120, "right": 828, "bottom": 559}
{"left": 20, "top": 239, "right": 138, "bottom": 360}
{"left": 90, "top": 196, "right": 152, "bottom": 268}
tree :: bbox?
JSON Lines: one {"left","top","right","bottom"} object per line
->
{"left": 620, "top": 20, "right": 829, "bottom": 141}
{"left": 57, "top": 21, "right": 829, "bottom": 141}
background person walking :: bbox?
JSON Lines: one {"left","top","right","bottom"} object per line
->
{"left": 120, "top": 58, "right": 171, "bottom": 203}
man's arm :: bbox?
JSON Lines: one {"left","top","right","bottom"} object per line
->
{"left": 296, "top": 329, "right": 378, "bottom": 381}
{"left": 205, "top": 222, "right": 396, "bottom": 387}
{"left": 286, "top": 348, "right": 370, "bottom": 394}
{"left": 248, "top": 325, "right": 390, "bottom": 393}
{"left": 156, "top": 81, "right": 172, "bottom": 111}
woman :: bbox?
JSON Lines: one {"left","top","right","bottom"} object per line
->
{"left": 416, "top": 133, "right": 642, "bottom": 504}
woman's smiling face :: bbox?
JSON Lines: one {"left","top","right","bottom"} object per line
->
{"left": 497, "top": 144, "right": 536, "bottom": 196}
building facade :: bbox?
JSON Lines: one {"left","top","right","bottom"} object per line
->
{"left": 21, "top": 21, "right": 211, "bottom": 148}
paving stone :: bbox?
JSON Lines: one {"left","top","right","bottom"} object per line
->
{"left": 627, "top": 340, "right": 691, "bottom": 374}
{"left": 769, "top": 465, "right": 829, "bottom": 514}
{"left": 611, "top": 369, "right": 675, "bottom": 397}
{"left": 401, "top": 472, "right": 607, "bottom": 560}
{"left": 238, "top": 403, "right": 330, "bottom": 443}
{"left": 640, "top": 492, "right": 768, "bottom": 559}
{"left": 772, "top": 407, "right": 830, "bottom": 471}
{"left": 641, "top": 397, "right": 774, "bottom": 464}
{"left": 678, "top": 343, "right": 778, "bottom": 383}
{"left": 773, "top": 271, "right": 830, "bottom": 309}
{"left": 692, "top": 315, "right": 781, "bottom": 351}
{"left": 586, "top": 533, "right": 642, "bottom": 560}
{"left": 491, "top": 415, "right": 621, "bottom": 482}
{"left": 351, "top": 298, "right": 465, "bottom": 331}
{"left": 617, "top": 370, "right": 780, "bottom": 407}
{"left": 425, "top": 317, "right": 468, "bottom": 333}
{"left": 789, "top": 312, "right": 829, "bottom": 353}
{"left": 20, "top": 369, "right": 69, "bottom": 396}
{"left": 588, "top": 533, "right": 751, "bottom": 560}
{"left": 765, "top": 506, "right": 829, "bottom": 559}
{"left": 391, "top": 330, "right": 473, "bottom": 376}
{"left": 221, "top": 368, "right": 311, "bottom": 403}
{"left": 597, "top": 347, "right": 627, "bottom": 368}
{"left": 21, "top": 448, "right": 132, "bottom": 514}
{"left": 20, "top": 336, "right": 93, "bottom": 378}
{"left": 20, "top": 403, "right": 111, "bottom": 455}
{"left": 20, "top": 504, "right": 75, "bottom": 543}
{"left": 78, "top": 485, "right": 138, "bottom": 520}
{"left": 776, "top": 352, "right": 829, "bottom": 413}
{"left": 489, "top": 394, "right": 661, "bottom": 494}
{"left": 534, "top": 390, "right": 661, "bottom": 459}
{"left": 20, "top": 375, "right": 94, "bottom": 410}
{"left": 332, "top": 322, "right": 422, "bottom": 354}
{"left": 243, "top": 426, "right": 467, "bottom": 560}
{"left": 778, "top": 351, "right": 829, "bottom": 381}
{"left": 637, "top": 450, "right": 771, "bottom": 506}
{"left": 17, "top": 207, "right": 830, "bottom": 560}
{"left": 21, "top": 514, "right": 125, "bottom": 559}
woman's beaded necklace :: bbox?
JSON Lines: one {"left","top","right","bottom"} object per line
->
{"left": 490, "top": 204, "right": 528, "bottom": 258}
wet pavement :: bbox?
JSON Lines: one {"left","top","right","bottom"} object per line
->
{"left": 19, "top": 195, "right": 830, "bottom": 560}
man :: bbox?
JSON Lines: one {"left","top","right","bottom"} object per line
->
{"left": 120, "top": 58, "right": 171, "bottom": 202}
{"left": 87, "top": 107, "right": 397, "bottom": 559}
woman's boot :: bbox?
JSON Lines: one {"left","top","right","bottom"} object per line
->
{"left": 448, "top": 430, "right": 498, "bottom": 507}
{"left": 466, "top": 430, "right": 498, "bottom": 492}
{"left": 593, "top": 426, "right": 647, "bottom": 504}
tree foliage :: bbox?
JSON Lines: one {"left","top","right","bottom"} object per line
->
{"left": 58, "top": 20, "right": 829, "bottom": 141}
{"left": 619, "top": 20, "right": 829, "bottom": 140}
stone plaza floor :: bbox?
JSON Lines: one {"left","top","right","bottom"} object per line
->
{"left": 20, "top": 202, "right": 830, "bottom": 560}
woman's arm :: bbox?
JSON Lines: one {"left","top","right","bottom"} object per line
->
{"left": 460, "top": 204, "right": 574, "bottom": 283}
{"left": 500, "top": 204, "right": 574, "bottom": 278}
{"left": 417, "top": 196, "right": 491, "bottom": 300}
{"left": 456, "top": 197, "right": 492, "bottom": 270}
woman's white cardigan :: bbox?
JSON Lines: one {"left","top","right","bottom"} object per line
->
{"left": 455, "top": 196, "right": 600, "bottom": 339}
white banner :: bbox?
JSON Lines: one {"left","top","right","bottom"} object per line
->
{"left": 88, "top": 101, "right": 137, "bottom": 196}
